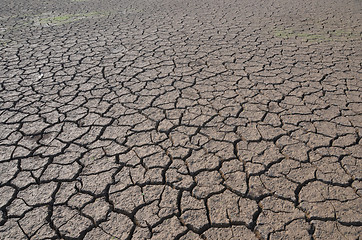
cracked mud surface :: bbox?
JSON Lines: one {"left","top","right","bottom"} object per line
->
{"left": 0, "top": 0, "right": 361, "bottom": 239}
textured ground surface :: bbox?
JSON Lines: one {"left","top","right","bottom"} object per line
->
{"left": 0, "top": 0, "right": 361, "bottom": 239}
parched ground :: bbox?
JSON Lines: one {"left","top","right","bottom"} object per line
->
{"left": 0, "top": 0, "right": 361, "bottom": 239}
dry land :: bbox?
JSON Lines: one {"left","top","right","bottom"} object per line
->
{"left": 0, "top": 0, "right": 361, "bottom": 239}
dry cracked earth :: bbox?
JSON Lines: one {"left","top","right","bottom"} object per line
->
{"left": 0, "top": 0, "right": 361, "bottom": 239}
